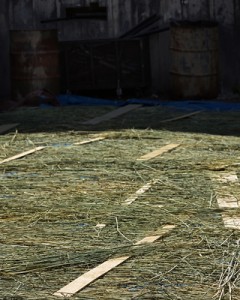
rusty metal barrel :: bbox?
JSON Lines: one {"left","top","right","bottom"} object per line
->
{"left": 170, "top": 21, "right": 219, "bottom": 99}
{"left": 10, "top": 30, "right": 60, "bottom": 101}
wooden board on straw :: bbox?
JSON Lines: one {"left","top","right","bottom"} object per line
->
{"left": 137, "top": 143, "right": 180, "bottom": 161}
{"left": 53, "top": 225, "right": 175, "bottom": 298}
{"left": 159, "top": 110, "right": 203, "bottom": 123}
{"left": 124, "top": 178, "right": 159, "bottom": 205}
{"left": 0, "top": 146, "right": 45, "bottom": 165}
{"left": 82, "top": 104, "right": 142, "bottom": 125}
{"left": 0, "top": 123, "right": 19, "bottom": 134}
{"left": 222, "top": 214, "right": 240, "bottom": 229}
{"left": 73, "top": 137, "right": 105, "bottom": 145}
{"left": 211, "top": 172, "right": 240, "bottom": 229}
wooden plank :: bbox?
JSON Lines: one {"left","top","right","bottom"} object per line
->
{"left": 214, "top": 172, "right": 238, "bottom": 184}
{"left": 53, "top": 225, "right": 175, "bottom": 297}
{"left": 124, "top": 178, "right": 159, "bottom": 205}
{"left": 135, "top": 225, "right": 176, "bottom": 245}
{"left": 137, "top": 143, "right": 180, "bottom": 161}
{"left": 82, "top": 104, "right": 142, "bottom": 125}
{"left": 54, "top": 256, "right": 130, "bottom": 297}
{"left": 73, "top": 137, "right": 105, "bottom": 145}
{"left": 222, "top": 214, "right": 240, "bottom": 229}
{"left": 217, "top": 194, "right": 239, "bottom": 208}
{"left": 211, "top": 173, "right": 239, "bottom": 205}
{"left": 0, "top": 146, "right": 45, "bottom": 165}
{"left": 159, "top": 110, "right": 203, "bottom": 123}
{"left": 0, "top": 123, "right": 19, "bottom": 134}
{"left": 211, "top": 173, "right": 240, "bottom": 228}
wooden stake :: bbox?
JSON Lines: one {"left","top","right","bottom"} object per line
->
{"left": 0, "top": 146, "right": 45, "bottom": 165}
{"left": 0, "top": 123, "right": 19, "bottom": 134}
{"left": 53, "top": 225, "right": 175, "bottom": 297}
{"left": 82, "top": 104, "right": 142, "bottom": 125}
{"left": 137, "top": 143, "right": 180, "bottom": 161}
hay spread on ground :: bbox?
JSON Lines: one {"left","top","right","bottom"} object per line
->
{"left": 0, "top": 104, "right": 240, "bottom": 299}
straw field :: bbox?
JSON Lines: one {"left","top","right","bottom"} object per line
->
{"left": 0, "top": 104, "right": 240, "bottom": 299}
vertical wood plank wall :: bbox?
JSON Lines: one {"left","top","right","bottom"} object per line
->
{"left": 0, "top": 0, "right": 239, "bottom": 98}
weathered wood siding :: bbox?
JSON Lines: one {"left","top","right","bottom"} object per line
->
{"left": 58, "top": 0, "right": 108, "bottom": 41}
{"left": 0, "top": 0, "right": 10, "bottom": 98}
{"left": 0, "top": 0, "right": 240, "bottom": 98}
{"left": 9, "top": 0, "right": 58, "bottom": 30}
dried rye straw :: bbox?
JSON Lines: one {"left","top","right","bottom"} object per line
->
{"left": 0, "top": 105, "right": 240, "bottom": 299}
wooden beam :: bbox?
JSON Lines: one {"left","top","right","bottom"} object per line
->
{"left": 0, "top": 146, "right": 45, "bottom": 165}
{"left": 82, "top": 104, "right": 142, "bottom": 125}
{"left": 0, "top": 123, "right": 19, "bottom": 134}
{"left": 137, "top": 143, "right": 180, "bottom": 161}
{"left": 53, "top": 225, "right": 175, "bottom": 297}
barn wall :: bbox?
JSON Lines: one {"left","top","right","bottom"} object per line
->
{"left": 58, "top": 0, "right": 109, "bottom": 41}
{"left": 0, "top": 0, "right": 240, "bottom": 99}
{"left": 0, "top": 0, "right": 10, "bottom": 98}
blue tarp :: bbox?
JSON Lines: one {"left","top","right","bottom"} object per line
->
{"left": 56, "top": 94, "right": 240, "bottom": 112}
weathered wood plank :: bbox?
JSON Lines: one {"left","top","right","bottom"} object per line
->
{"left": 73, "top": 137, "right": 105, "bottom": 145}
{"left": 124, "top": 178, "right": 159, "bottom": 205}
{"left": 137, "top": 143, "right": 180, "bottom": 161}
{"left": 216, "top": 195, "right": 239, "bottom": 208}
{"left": 82, "top": 104, "right": 142, "bottom": 125}
{"left": 0, "top": 146, "right": 45, "bottom": 165}
{"left": 222, "top": 214, "right": 240, "bottom": 229}
{"left": 0, "top": 0, "right": 10, "bottom": 97}
{"left": 54, "top": 225, "right": 175, "bottom": 297}
{"left": 159, "top": 111, "right": 203, "bottom": 123}
{"left": 53, "top": 256, "right": 129, "bottom": 297}
{"left": 9, "top": 0, "right": 34, "bottom": 29}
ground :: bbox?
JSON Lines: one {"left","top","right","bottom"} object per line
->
{"left": 0, "top": 103, "right": 240, "bottom": 299}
